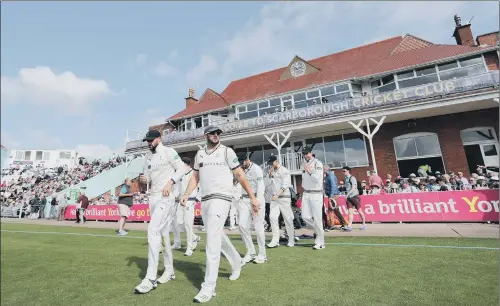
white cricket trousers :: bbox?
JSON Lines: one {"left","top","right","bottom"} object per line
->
{"left": 301, "top": 192, "right": 325, "bottom": 246}
{"left": 146, "top": 193, "right": 176, "bottom": 280}
{"left": 239, "top": 197, "right": 266, "bottom": 258}
{"left": 229, "top": 200, "right": 239, "bottom": 227}
{"left": 174, "top": 200, "right": 199, "bottom": 250}
{"left": 200, "top": 198, "right": 241, "bottom": 294}
{"left": 269, "top": 197, "right": 295, "bottom": 245}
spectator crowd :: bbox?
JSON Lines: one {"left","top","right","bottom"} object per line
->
{"left": 1, "top": 156, "right": 127, "bottom": 217}
{"left": 335, "top": 165, "right": 499, "bottom": 196}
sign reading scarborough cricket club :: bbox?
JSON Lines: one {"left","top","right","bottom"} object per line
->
{"left": 146, "top": 71, "right": 497, "bottom": 146}
{"left": 64, "top": 190, "right": 499, "bottom": 222}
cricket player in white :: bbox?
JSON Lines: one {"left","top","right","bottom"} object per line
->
{"left": 173, "top": 157, "right": 201, "bottom": 257}
{"left": 134, "top": 130, "right": 187, "bottom": 294}
{"left": 238, "top": 154, "right": 267, "bottom": 264}
{"left": 180, "top": 126, "right": 260, "bottom": 304}
{"left": 229, "top": 178, "right": 241, "bottom": 230}
{"left": 300, "top": 146, "right": 325, "bottom": 250}
{"left": 266, "top": 155, "right": 295, "bottom": 248}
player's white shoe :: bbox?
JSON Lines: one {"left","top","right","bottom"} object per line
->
{"left": 312, "top": 244, "right": 325, "bottom": 250}
{"left": 266, "top": 242, "right": 279, "bottom": 248}
{"left": 229, "top": 269, "right": 241, "bottom": 281}
{"left": 157, "top": 271, "right": 175, "bottom": 284}
{"left": 193, "top": 291, "right": 216, "bottom": 303}
{"left": 134, "top": 279, "right": 157, "bottom": 294}
{"left": 242, "top": 253, "right": 256, "bottom": 263}
{"left": 171, "top": 243, "right": 182, "bottom": 250}
{"left": 184, "top": 249, "right": 193, "bottom": 257}
{"left": 253, "top": 256, "right": 267, "bottom": 264}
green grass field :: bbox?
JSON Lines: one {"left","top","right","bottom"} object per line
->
{"left": 1, "top": 223, "right": 498, "bottom": 306}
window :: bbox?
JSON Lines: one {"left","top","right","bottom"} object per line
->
{"left": 460, "top": 127, "right": 499, "bottom": 173}
{"left": 35, "top": 151, "right": 43, "bottom": 161}
{"left": 15, "top": 151, "right": 23, "bottom": 160}
{"left": 371, "top": 75, "right": 397, "bottom": 94}
{"left": 306, "top": 133, "right": 369, "bottom": 168}
{"left": 24, "top": 151, "right": 31, "bottom": 161}
{"left": 247, "top": 146, "right": 264, "bottom": 166}
{"left": 320, "top": 83, "right": 352, "bottom": 104}
{"left": 397, "top": 66, "right": 439, "bottom": 89}
{"left": 43, "top": 152, "right": 50, "bottom": 161}
{"left": 59, "top": 151, "right": 72, "bottom": 159}
{"left": 460, "top": 127, "right": 497, "bottom": 144}
{"left": 393, "top": 133, "right": 445, "bottom": 177}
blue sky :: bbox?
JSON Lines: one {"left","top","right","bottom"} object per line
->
{"left": 1, "top": 1, "right": 498, "bottom": 158}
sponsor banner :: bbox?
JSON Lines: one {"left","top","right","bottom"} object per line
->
{"left": 296, "top": 190, "right": 498, "bottom": 222}
{"left": 64, "top": 203, "right": 202, "bottom": 221}
{"left": 334, "top": 190, "right": 499, "bottom": 222}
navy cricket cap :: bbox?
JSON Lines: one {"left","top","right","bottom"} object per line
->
{"left": 267, "top": 155, "right": 278, "bottom": 165}
{"left": 204, "top": 126, "right": 222, "bottom": 135}
{"left": 302, "top": 146, "right": 313, "bottom": 154}
{"left": 238, "top": 153, "right": 250, "bottom": 164}
{"left": 143, "top": 130, "right": 161, "bottom": 142}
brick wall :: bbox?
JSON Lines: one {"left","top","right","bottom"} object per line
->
{"left": 484, "top": 51, "right": 499, "bottom": 71}
{"left": 372, "top": 108, "right": 499, "bottom": 178}
{"left": 476, "top": 32, "right": 499, "bottom": 46}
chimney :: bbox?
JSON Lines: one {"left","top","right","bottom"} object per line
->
{"left": 185, "top": 88, "right": 198, "bottom": 108}
{"left": 452, "top": 14, "right": 476, "bottom": 46}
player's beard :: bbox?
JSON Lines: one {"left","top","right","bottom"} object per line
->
{"left": 206, "top": 137, "right": 219, "bottom": 147}
{"left": 148, "top": 142, "right": 158, "bottom": 153}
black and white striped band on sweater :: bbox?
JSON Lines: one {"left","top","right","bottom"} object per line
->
{"left": 201, "top": 193, "right": 233, "bottom": 202}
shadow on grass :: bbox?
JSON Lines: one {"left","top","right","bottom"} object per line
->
{"left": 125, "top": 255, "right": 231, "bottom": 290}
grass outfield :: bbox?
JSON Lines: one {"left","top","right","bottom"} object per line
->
{"left": 1, "top": 223, "right": 498, "bottom": 306}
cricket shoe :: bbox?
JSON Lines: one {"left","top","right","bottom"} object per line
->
{"left": 193, "top": 291, "right": 216, "bottom": 303}
{"left": 184, "top": 249, "right": 193, "bottom": 257}
{"left": 134, "top": 279, "right": 157, "bottom": 294}
{"left": 157, "top": 271, "right": 175, "bottom": 284}
{"left": 242, "top": 253, "right": 256, "bottom": 263}
{"left": 253, "top": 256, "right": 267, "bottom": 264}
{"left": 266, "top": 242, "right": 279, "bottom": 248}
{"left": 312, "top": 244, "right": 325, "bottom": 250}
{"left": 171, "top": 243, "right": 182, "bottom": 250}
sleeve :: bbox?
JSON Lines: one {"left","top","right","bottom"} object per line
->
{"left": 226, "top": 148, "right": 240, "bottom": 170}
{"left": 331, "top": 174, "right": 340, "bottom": 196}
{"left": 281, "top": 168, "right": 292, "bottom": 190}
{"left": 256, "top": 167, "right": 265, "bottom": 198}
{"left": 310, "top": 160, "right": 324, "bottom": 183}
{"left": 350, "top": 176, "right": 358, "bottom": 192}
{"left": 143, "top": 156, "right": 151, "bottom": 182}
{"left": 193, "top": 151, "right": 201, "bottom": 171}
{"left": 165, "top": 147, "right": 187, "bottom": 183}
{"left": 119, "top": 185, "right": 127, "bottom": 194}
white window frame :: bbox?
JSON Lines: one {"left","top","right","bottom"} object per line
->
{"left": 392, "top": 132, "right": 446, "bottom": 175}
{"left": 15, "top": 151, "right": 23, "bottom": 160}
{"left": 236, "top": 82, "right": 354, "bottom": 120}
{"left": 305, "top": 132, "right": 370, "bottom": 169}
{"left": 460, "top": 127, "right": 499, "bottom": 146}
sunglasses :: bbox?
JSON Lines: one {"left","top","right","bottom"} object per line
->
{"left": 207, "top": 131, "right": 221, "bottom": 136}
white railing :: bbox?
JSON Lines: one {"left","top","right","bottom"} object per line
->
{"left": 262, "top": 152, "right": 304, "bottom": 173}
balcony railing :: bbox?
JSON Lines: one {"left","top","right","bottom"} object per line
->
{"left": 126, "top": 71, "right": 499, "bottom": 151}
{"left": 262, "top": 152, "right": 304, "bottom": 173}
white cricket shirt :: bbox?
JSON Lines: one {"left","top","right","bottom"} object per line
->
{"left": 269, "top": 166, "right": 292, "bottom": 196}
{"left": 174, "top": 169, "right": 199, "bottom": 200}
{"left": 193, "top": 143, "right": 240, "bottom": 202}
{"left": 301, "top": 158, "right": 324, "bottom": 191}
{"left": 242, "top": 162, "right": 265, "bottom": 198}
{"left": 143, "top": 143, "right": 186, "bottom": 194}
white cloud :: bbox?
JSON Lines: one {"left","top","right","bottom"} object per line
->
{"left": 168, "top": 49, "right": 178, "bottom": 61}
{"left": 155, "top": 61, "right": 178, "bottom": 77}
{"left": 1, "top": 66, "right": 116, "bottom": 112}
{"left": 188, "top": 1, "right": 497, "bottom": 84}
{"left": 185, "top": 54, "right": 218, "bottom": 86}
{"left": 75, "top": 144, "right": 124, "bottom": 159}
{"left": 135, "top": 53, "right": 148, "bottom": 66}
